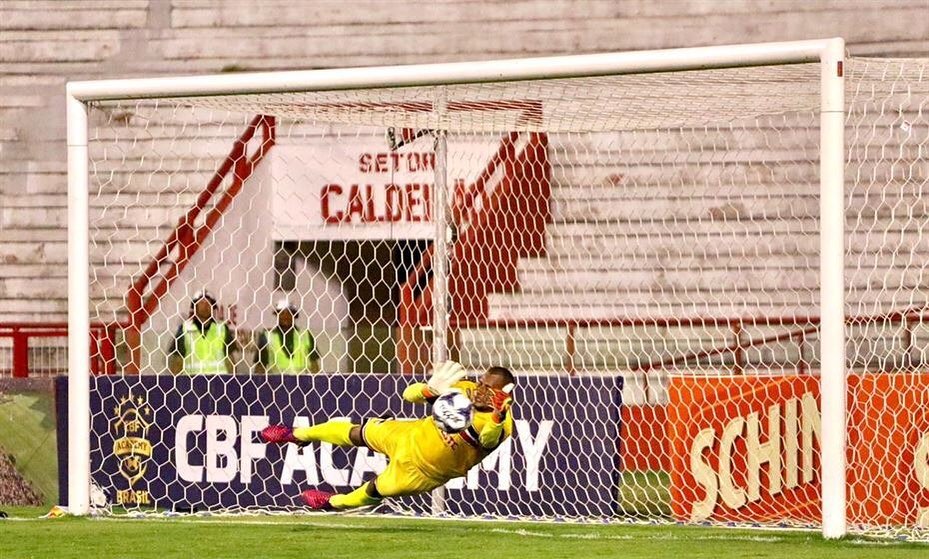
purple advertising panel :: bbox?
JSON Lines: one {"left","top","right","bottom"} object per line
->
{"left": 57, "top": 373, "right": 621, "bottom": 517}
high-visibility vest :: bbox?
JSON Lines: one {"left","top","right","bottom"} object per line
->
{"left": 267, "top": 329, "right": 315, "bottom": 374}
{"left": 181, "top": 320, "right": 228, "bottom": 375}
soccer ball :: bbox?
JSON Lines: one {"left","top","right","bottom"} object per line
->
{"left": 432, "top": 391, "right": 473, "bottom": 434}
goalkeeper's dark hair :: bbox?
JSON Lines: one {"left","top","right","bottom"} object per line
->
{"left": 486, "top": 366, "right": 515, "bottom": 385}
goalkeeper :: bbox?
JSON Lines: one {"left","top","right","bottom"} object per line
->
{"left": 260, "top": 362, "right": 515, "bottom": 510}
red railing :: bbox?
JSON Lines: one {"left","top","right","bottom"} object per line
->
{"left": 397, "top": 131, "right": 551, "bottom": 373}
{"left": 448, "top": 316, "right": 815, "bottom": 381}
{"left": 449, "top": 306, "right": 929, "bottom": 378}
{"left": 0, "top": 323, "right": 116, "bottom": 378}
{"left": 123, "top": 115, "right": 276, "bottom": 372}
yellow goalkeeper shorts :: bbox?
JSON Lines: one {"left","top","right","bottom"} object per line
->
{"left": 362, "top": 418, "right": 445, "bottom": 497}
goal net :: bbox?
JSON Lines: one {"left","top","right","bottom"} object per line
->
{"left": 64, "top": 42, "right": 929, "bottom": 540}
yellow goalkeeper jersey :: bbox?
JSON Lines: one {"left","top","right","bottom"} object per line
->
{"left": 402, "top": 381, "right": 514, "bottom": 480}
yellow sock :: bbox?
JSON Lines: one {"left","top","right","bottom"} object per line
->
{"left": 329, "top": 483, "right": 381, "bottom": 510}
{"left": 293, "top": 421, "right": 355, "bottom": 447}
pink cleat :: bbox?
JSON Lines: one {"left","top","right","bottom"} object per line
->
{"left": 301, "top": 489, "right": 334, "bottom": 511}
{"left": 260, "top": 425, "right": 298, "bottom": 445}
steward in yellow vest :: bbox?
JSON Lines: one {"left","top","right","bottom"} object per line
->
{"left": 167, "top": 290, "right": 238, "bottom": 374}
{"left": 254, "top": 300, "right": 320, "bottom": 374}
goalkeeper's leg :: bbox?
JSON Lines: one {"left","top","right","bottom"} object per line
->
{"left": 261, "top": 421, "right": 364, "bottom": 447}
{"left": 264, "top": 417, "right": 410, "bottom": 453}
{"left": 302, "top": 480, "right": 382, "bottom": 511}
{"left": 303, "top": 460, "right": 443, "bottom": 510}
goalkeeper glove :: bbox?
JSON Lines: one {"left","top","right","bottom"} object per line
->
{"left": 491, "top": 383, "right": 515, "bottom": 422}
{"left": 424, "top": 360, "right": 466, "bottom": 398}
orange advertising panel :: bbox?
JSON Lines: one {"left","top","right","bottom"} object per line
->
{"left": 846, "top": 373, "right": 929, "bottom": 527}
{"left": 668, "top": 373, "right": 929, "bottom": 526}
{"left": 668, "top": 375, "right": 823, "bottom": 523}
{"left": 621, "top": 405, "right": 670, "bottom": 472}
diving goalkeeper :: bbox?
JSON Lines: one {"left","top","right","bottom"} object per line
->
{"left": 260, "top": 362, "right": 515, "bottom": 510}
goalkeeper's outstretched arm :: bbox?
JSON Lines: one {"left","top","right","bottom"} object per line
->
{"left": 478, "top": 388, "right": 513, "bottom": 449}
{"left": 479, "top": 418, "right": 507, "bottom": 449}
{"left": 402, "top": 382, "right": 438, "bottom": 404}
{"left": 403, "top": 361, "right": 467, "bottom": 403}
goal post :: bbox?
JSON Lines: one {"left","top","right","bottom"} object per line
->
{"left": 817, "top": 38, "right": 846, "bottom": 540}
{"left": 64, "top": 38, "right": 929, "bottom": 539}
{"left": 66, "top": 92, "right": 91, "bottom": 516}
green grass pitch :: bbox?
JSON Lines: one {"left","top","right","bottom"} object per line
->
{"left": 1, "top": 506, "right": 926, "bottom": 559}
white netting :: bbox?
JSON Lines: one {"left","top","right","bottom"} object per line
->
{"left": 77, "top": 56, "right": 929, "bottom": 539}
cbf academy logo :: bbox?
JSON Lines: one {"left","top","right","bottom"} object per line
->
{"left": 111, "top": 393, "right": 153, "bottom": 505}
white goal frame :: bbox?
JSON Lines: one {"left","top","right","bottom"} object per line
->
{"left": 66, "top": 38, "right": 847, "bottom": 537}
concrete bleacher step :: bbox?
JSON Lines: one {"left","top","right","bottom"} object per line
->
{"left": 0, "top": 310, "right": 69, "bottom": 323}
{"left": 96, "top": 172, "right": 217, "bottom": 195}
{"left": 87, "top": 139, "right": 249, "bottom": 163}
{"left": 0, "top": 258, "right": 181, "bottom": 286}
{"left": 1, "top": 236, "right": 173, "bottom": 268}
{"left": 543, "top": 218, "right": 929, "bottom": 258}
{"left": 516, "top": 264, "right": 929, "bottom": 294}
{"left": 155, "top": 17, "right": 721, "bottom": 63}
{"left": 0, "top": 169, "right": 243, "bottom": 196}
{"left": 0, "top": 57, "right": 298, "bottom": 77}
{"left": 0, "top": 128, "right": 21, "bottom": 159}
{"left": 548, "top": 122, "right": 921, "bottom": 163}
{"left": 86, "top": 118, "right": 327, "bottom": 137}
{"left": 2, "top": 194, "right": 254, "bottom": 234}
{"left": 551, "top": 194, "right": 831, "bottom": 223}
{"left": 572, "top": 325, "right": 806, "bottom": 370}
{"left": 486, "top": 289, "right": 906, "bottom": 323}
{"left": 0, "top": 274, "right": 128, "bottom": 298}
{"left": 0, "top": 95, "right": 48, "bottom": 129}
{"left": 0, "top": 296, "right": 134, "bottom": 324}
{"left": 550, "top": 182, "right": 927, "bottom": 205}
{"left": 173, "top": 0, "right": 537, "bottom": 29}
{"left": 518, "top": 257, "right": 925, "bottom": 293}
{"left": 0, "top": 1, "right": 148, "bottom": 31}
{"left": 580, "top": 323, "right": 907, "bottom": 371}
{"left": 551, "top": 160, "right": 929, "bottom": 190}
{"left": 2, "top": 191, "right": 202, "bottom": 208}
{"left": 550, "top": 182, "right": 813, "bottom": 199}
{"left": 0, "top": 74, "right": 66, "bottom": 89}
{"left": 0, "top": 167, "right": 65, "bottom": 193}
{"left": 83, "top": 108, "right": 328, "bottom": 138}
{"left": 0, "top": 30, "right": 126, "bottom": 64}
{"left": 549, "top": 126, "right": 819, "bottom": 153}
{"left": 0, "top": 205, "right": 185, "bottom": 230}
{"left": 0, "top": 128, "right": 18, "bottom": 141}
{"left": 0, "top": 107, "right": 34, "bottom": 126}
{"left": 517, "top": 253, "right": 820, "bottom": 275}
{"left": 555, "top": 146, "right": 821, "bottom": 167}
{"left": 550, "top": 195, "right": 818, "bottom": 223}
{"left": 493, "top": 284, "right": 916, "bottom": 308}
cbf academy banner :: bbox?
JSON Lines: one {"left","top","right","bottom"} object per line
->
{"left": 57, "top": 374, "right": 622, "bottom": 516}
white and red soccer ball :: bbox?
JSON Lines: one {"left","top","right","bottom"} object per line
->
{"left": 432, "top": 391, "right": 473, "bottom": 434}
